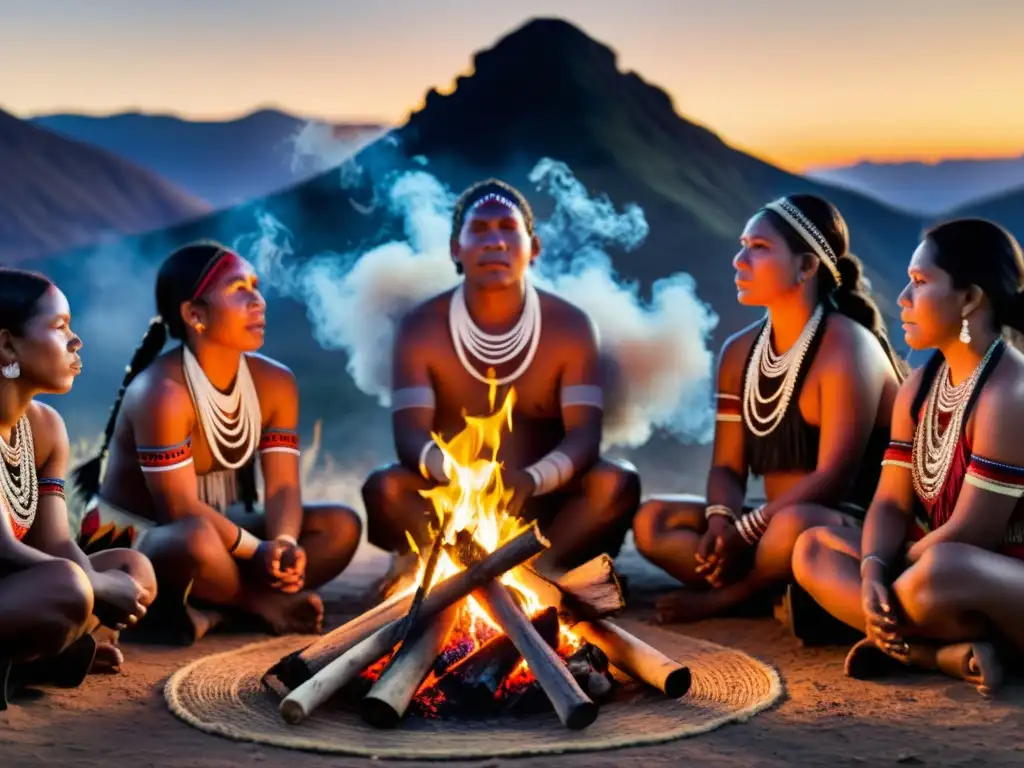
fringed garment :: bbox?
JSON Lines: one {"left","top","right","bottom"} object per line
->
{"left": 740, "top": 306, "right": 889, "bottom": 516}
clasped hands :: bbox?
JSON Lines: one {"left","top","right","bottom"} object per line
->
{"left": 693, "top": 516, "right": 752, "bottom": 587}
{"left": 860, "top": 558, "right": 911, "bottom": 663}
{"left": 257, "top": 536, "right": 307, "bottom": 594}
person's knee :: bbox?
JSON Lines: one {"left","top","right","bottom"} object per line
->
{"left": 307, "top": 504, "right": 364, "bottom": 552}
{"left": 35, "top": 560, "right": 95, "bottom": 655}
{"left": 791, "top": 527, "right": 831, "bottom": 589}
{"left": 588, "top": 460, "right": 641, "bottom": 520}
{"left": 765, "top": 505, "right": 830, "bottom": 548}
{"left": 897, "top": 543, "right": 970, "bottom": 621}
{"left": 633, "top": 498, "right": 666, "bottom": 557}
{"left": 159, "top": 516, "right": 224, "bottom": 572}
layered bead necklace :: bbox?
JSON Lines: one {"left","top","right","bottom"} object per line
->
{"left": 912, "top": 339, "right": 1000, "bottom": 502}
{"left": 742, "top": 304, "right": 825, "bottom": 437}
{"left": 0, "top": 416, "right": 38, "bottom": 531}
{"left": 449, "top": 279, "right": 542, "bottom": 385}
{"left": 182, "top": 347, "right": 262, "bottom": 471}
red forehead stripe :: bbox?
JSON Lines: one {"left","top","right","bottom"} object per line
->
{"left": 191, "top": 251, "right": 245, "bottom": 301}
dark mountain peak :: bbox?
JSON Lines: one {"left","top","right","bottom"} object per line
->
{"left": 473, "top": 17, "right": 618, "bottom": 76}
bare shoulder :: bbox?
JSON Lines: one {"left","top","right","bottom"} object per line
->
{"left": 821, "top": 313, "right": 880, "bottom": 360}
{"left": 717, "top": 319, "right": 763, "bottom": 391}
{"left": 123, "top": 353, "right": 195, "bottom": 423}
{"left": 26, "top": 400, "right": 69, "bottom": 464}
{"left": 396, "top": 290, "right": 452, "bottom": 347}
{"left": 246, "top": 352, "right": 297, "bottom": 392}
{"left": 538, "top": 290, "right": 598, "bottom": 342}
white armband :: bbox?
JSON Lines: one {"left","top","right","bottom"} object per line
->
{"left": 392, "top": 386, "right": 436, "bottom": 412}
{"left": 418, "top": 440, "right": 448, "bottom": 483}
{"left": 561, "top": 385, "right": 603, "bottom": 411}
{"left": 524, "top": 450, "right": 575, "bottom": 496}
{"left": 229, "top": 527, "right": 261, "bottom": 560}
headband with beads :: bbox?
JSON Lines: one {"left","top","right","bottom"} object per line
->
{"left": 764, "top": 198, "right": 842, "bottom": 287}
{"left": 190, "top": 249, "right": 245, "bottom": 300}
{"left": 469, "top": 192, "right": 519, "bottom": 214}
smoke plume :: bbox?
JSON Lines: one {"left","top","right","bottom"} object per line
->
{"left": 237, "top": 157, "right": 719, "bottom": 449}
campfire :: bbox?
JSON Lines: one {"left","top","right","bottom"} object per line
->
{"left": 263, "top": 384, "right": 691, "bottom": 730}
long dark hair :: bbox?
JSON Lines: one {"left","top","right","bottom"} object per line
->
{"left": 761, "top": 194, "right": 907, "bottom": 380}
{"left": 0, "top": 268, "right": 54, "bottom": 337}
{"left": 73, "top": 241, "right": 258, "bottom": 507}
{"left": 923, "top": 218, "right": 1024, "bottom": 336}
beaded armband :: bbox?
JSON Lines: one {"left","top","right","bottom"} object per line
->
{"left": 259, "top": 429, "right": 300, "bottom": 457}
{"left": 138, "top": 438, "right": 193, "bottom": 473}
{"left": 881, "top": 440, "right": 912, "bottom": 471}
{"left": 561, "top": 385, "right": 603, "bottom": 411}
{"left": 38, "top": 477, "right": 66, "bottom": 500}
{"left": 964, "top": 455, "right": 1024, "bottom": 498}
{"left": 715, "top": 393, "right": 741, "bottom": 423}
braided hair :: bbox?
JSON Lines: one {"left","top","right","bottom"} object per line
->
{"left": 451, "top": 179, "right": 535, "bottom": 274}
{"left": 73, "top": 241, "right": 258, "bottom": 507}
{"left": 761, "top": 194, "right": 908, "bottom": 381}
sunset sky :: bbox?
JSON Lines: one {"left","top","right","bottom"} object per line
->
{"left": 2, "top": 0, "right": 1020, "bottom": 171}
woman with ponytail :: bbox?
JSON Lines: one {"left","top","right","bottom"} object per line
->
{"left": 793, "top": 218, "right": 1024, "bottom": 695}
{"left": 74, "top": 241, "right": 361, "bottom": 643}
{"left": 633, "top": 194, "right": 903, "bottom": 625}
{"left": 0, "top": 269, "right": 154, "bottom": 707}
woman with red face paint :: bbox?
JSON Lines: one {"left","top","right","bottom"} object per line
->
{"left": 792, "top": 219, "right": 1024, "bottom": 695}
{"left": 632, "top": 195, "right": 904, "bottom": 625}
{"left": 73, "top": 242, "right": 362, "bottom": 644}
{"left": 0, "top": 268, "right": 155, "bottom": 708}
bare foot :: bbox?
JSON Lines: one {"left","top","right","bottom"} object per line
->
{"left": 937, "top": 642, "right": 1004, "bottom": 696}
{"left": 90, "top": 642, "right": 124, "bottom": 674}
{"left": 246, "top": 591, "right": 324, "bottom": 635}
{"left": 654, "top": 589, "right": 726, "bottom": 624}
{"left": 184, "top": 605, "right": 224, "bottom": 644}
{"left": 844, "top": 638, "right": 907, "bottom": 679}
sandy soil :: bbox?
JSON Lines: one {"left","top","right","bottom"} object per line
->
{"left": 2, "top": 541, "right": 1022, "bottom": 768}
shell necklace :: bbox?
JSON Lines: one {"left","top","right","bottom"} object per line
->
{"left": 449, "top": 279, "right": 542, "bottom": 385}
{"left": 182, "top": 346, "right": 262, "bottom": 470}
{"left": 0, "top": 416, "right": 38, "bottom": 530}
{"left": 742, "top": 304, "right": 825, "bottom": 437}
{"left": 912, "top": 339, "right": 1000, "bottom": 501}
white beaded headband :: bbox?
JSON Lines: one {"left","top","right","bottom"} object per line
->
{"left": 764, "top": 198, "right": 842, "bottom": 286}
{"left": 469, "top": 192, "right": 519, "bottom": 213}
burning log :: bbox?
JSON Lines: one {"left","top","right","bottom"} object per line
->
{"left": 277, "top": 525, "right": 549, "bottom": 724}
{"left": 270, "top": 524, "right": 550, "bottom": 692}
{"left": 557, "top": 555, "right": 626, "bottom": 617}
{"left": 421, "top": 607, "right": 560, "bottom": 710}
{"left": 575, "top": 619, "right": 691, "bottom": 698}
{"left": 474, "top": 580, "right": 598, "bottom": 730}
{"left": 360, "top": 605, "right": 460, "bottom": 728}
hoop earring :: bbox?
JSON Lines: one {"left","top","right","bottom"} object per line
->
{"left": 959, "top": 317, "right": 972, "bottom": 345}
{"left": 1, "top": 362, "right": 20, "bottom": 379}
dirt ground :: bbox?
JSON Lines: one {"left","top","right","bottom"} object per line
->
{"left": 2, "top": 541, "right": 1022, "bottom": 768}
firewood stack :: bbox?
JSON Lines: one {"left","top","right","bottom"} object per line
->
{"left": 263, "top": 524, "right": 691, "bottom": 730}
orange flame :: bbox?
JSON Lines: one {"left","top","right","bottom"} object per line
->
{"left": 400, "top": 378, "right": 580, "bottom": 652}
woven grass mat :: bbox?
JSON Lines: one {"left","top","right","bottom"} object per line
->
{"left": 165, "top": 617, "right": 783, "bottom": 759}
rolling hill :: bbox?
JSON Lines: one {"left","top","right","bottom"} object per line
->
{"left": 808, "top": 156, "right": 1024, "bottom": 216}
{"left": 30, "top": 109, "right": 387, "bottom": 209}
{"left": 0, "top": 108, "right": 210, "bottom": 264}
{"left": 945, "top": 185, "right": 1024, "bottom": 238}
{"left": 30, "top": 17, "right": 929, "bottom": 487}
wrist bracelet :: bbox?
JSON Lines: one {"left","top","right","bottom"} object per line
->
{"left": 705, "top": 504, "right": 737, "bottom": 522}
{"left": 736, "top": 506, "right": 768, "bottom": 546}
{"left": 276, "top": 534, "right": 298, "bottom": 546}
{"left": 860, "top": 553, "right": 887, "bottom": 576}
{"left": 228, "top": 527, "right": 261, "bottom": 560}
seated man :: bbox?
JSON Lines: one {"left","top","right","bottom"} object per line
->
{"left": 73, "top": 242, "right": 362, "bottom": 644}
{"left": 362, "top": 179, "right": 641, "bottom": 590}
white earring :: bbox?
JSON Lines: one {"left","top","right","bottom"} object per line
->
{"left": 959, "top": 317, "right": 972, "bottom": 345}
{"left": 1, "top": 362, "right": 20, "bottom": 379}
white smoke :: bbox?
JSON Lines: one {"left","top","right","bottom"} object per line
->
{"left": 237, "top": 158, "right": 719, "bottom": 449}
